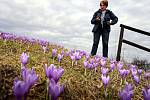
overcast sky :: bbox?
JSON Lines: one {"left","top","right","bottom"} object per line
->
{"left": 0, "top": 0, "right": 150, "bottom": 62}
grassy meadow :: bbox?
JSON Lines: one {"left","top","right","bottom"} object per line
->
{"left": 0, "top": 36, "right": 149, "bottom": 100}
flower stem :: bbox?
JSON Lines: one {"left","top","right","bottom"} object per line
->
{"left": 46, "top": 79, "right": 49, "bottom": 100}
{"left": 75, "top": 60, "right": 77, "bottom": 65}
{"left": 104, "top": 88, "right": 107, "bottom": 99}
{"left": 146, "top": 79, "right": 149, "bottom": 86}
{"left": 89, "top": 71, "right": 91, "bottom": 77}
{"left": 24, "top": 93, "right": 27, "bottom": 100}
{"left": 72, "top": 61, "right": 74, "bottom": 67}
{"left": 16, "top": 96, "right": 22, "bottom": 100}
{"left": 95, "top": 68, "right": 97, "bottom": 74}
{"left": 120, "top": 78, "right": 123, "bottom": 86}
{"left": 59, "top": 61, "right": 61, "bottom": 66}
{"left": 53, "top": 58, "right": 54, "bottom": 63}
{"left": 4, "top": 39, "right": 6, "bottom": 45}
{"left": 124, "top": 78, "right": 126, "bottom": 84}
{"left": 84, "top": 68, "right": 86, "bottom": 76}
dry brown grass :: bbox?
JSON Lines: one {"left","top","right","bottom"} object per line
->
{"left": 0, "top": 39, "right": 149, "bottom": 100}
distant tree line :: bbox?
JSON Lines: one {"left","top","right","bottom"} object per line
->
{"left": 131, "top": 57, "right": 150, "bottom": 71}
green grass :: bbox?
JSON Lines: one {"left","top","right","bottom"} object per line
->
{"left": 0, "top": 39, "right": 149, "bottom": 100}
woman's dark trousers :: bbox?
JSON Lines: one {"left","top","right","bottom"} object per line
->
{"left": 91, "top": 29, "right": 110, "bottom": 57}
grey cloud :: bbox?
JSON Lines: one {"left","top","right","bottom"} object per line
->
{"left": 0, "top": 0, "right": 93, "bottom": 37}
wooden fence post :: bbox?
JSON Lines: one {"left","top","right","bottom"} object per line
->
{"left": 116, "top": 25, "right": 124, "bottom": 61}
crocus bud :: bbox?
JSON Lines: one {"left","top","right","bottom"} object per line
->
{"left": 20, "top": 52, "right": 29, "bottom": 66}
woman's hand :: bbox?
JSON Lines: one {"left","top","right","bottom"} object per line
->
{"left": 107, "top": 21, "right": 111, "bottom": 25}
{"left": 96, "top": 17, "right": 100, "bottom": 21}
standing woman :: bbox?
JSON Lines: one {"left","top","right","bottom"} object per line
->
{"left": 91, "top": 0, "right": 118, "bottom": 57}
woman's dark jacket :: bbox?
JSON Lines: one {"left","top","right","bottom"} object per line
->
{"left": 91, "top": 9, "right": 118, "bottom": 33}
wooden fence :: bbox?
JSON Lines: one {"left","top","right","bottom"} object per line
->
{"left": 116, "top": 24, "right": 150, "bottom": 61}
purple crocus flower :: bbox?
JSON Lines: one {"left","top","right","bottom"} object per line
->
{"left": 84, "top": 61, "right": 88, "bottom": 75}
{"left": 14, "top": 67, "right": 38, "bottom": 100}
{"left": 2, "top": 33, "right": 13, "bottom": 40}
{"left": 52, "top": 49, "right": 57, "bottom": 58}
{"left": 51, "top": 67, "right": 64, "bottom": 83}
{"left": 101, "top": 67, "right": 109, "bottom": 75}
{"left": 117, "top": 62, "right": 123, "bottom": 70}
{"left": 95, "top": 56, "right": 100, "bottom": 62}
{"left": 100, "top": 58, "right": 106, "bottom": 67}
{"left": 49, "top": 79, "right": 64, "bottom": 100}
{"left": 110, "top": 62, "right": 115, "bottom": 71}
{"left": 119, "top": 69, "right": 130, "bottom": 78}
{"left": 144, "top": 72, "right": 150, "bottom": 79}
{"left": 84, "top": 61, "right": 88, "bottom": 69}
{"left": 124, "top": 83, "right": 133, "bottom": 91}
{"left": 22, "top": 67, "right": 38, "bottom": 88}
{"left": 126, "top": 64, "right": 131, "bottom": 68}
{"left": 74, "top": 51, "right": 80, "bottom": 58}
{"left": 70, "top": 55, "right": 75, "bottom": 66}
{"left": 81, "top": 50, "right": 87, "bottom": 56}
{"left": 131, "top": 69, "right": 137, "bottom": 76}
{"left": 131, "top": 65, "right": 137, "bottom": 70}
{"left": 76, "top": 55, "right": 81, "bottom": 61}
{"left": 85, "top": 54, "right": 89, "bottom": 61}
{"left": 101, "top": 75, "right": 110, "bottom": 89}
{"left": 125, "top": 70, "right": 130, "bottom": 76}
{"left": 70, "top": 55, "right": 75, "bottom": 61}
{"left": 58, "top": 54, "right": 63, "bottom": 62}
{"left": 142, "top": 85, "right": 150, "bottom": 100}
{"left": 44, "top": 64, "right": 55, "bottom": 79}
{"left": 88, "top": 63, "right": 93, "bottom": 70}
{"left": 42, "top": 45, "right": 47, "bottom": 53}
{"left": 119, "top": 89, "right": 133, "bottom": 100}
{"left": 44, "top": 64, "right": 64, "bottom": 83}
{"left": 27, "top": 68, "right": 38, "bottom": 86}
{"left": 65, "top": 51, "right": 70, "bottom": 57}
{"left": 93, "top": 63, "right": 98, "bottom": 68}
{"left": 20, "top": 52, "right": 29, "bottom": 66}
{"left": 138, "top": 69, "right": 143, "bottom": 75}
{"left": 119, "top": 83, "right": 133, "bottom": 100}
{"left": 119, "top": 69, "right": 126, "bottom": 78}
{"left": 61, "top": 50, "right": 64, "bottom": 56}
{"left": 13, "top": 79, "right": 29, "bottom": 100}
{"left": 79, "top": 51, "right": 84, "bottom": 57}
{"left": 133, "top": 75, "right": 140, "bottom": 85}
{"left": 39, "top": 40, "right": 47, "bottom": 46}
{"left": 90, "top": 58, "right": 95, "bottom": 64}
{"left": 93, "top": 63, "right": 98, "bottom": 73}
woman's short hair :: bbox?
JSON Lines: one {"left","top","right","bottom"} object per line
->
{"left": 100, "top": 0, "right": 108, "bottom": 7}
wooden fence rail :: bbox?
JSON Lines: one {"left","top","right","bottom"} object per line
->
{"left": 116, "top": 24, "right": 150, "bottom": 61}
